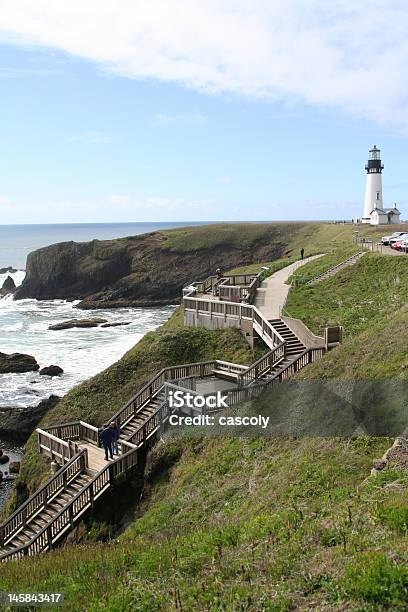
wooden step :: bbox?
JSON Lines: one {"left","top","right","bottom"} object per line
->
{"left": 13, "top": 533, "right": 33, "bottom": 546}
{"left": 29, "top": 517, "right": 50, "bottom": 531}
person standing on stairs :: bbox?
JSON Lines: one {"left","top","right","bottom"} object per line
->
{"left": 100, "top": 424, "right": 114, "bottom": 461}
{"left": 110, "top": 421, "right": 120, "bottom": 455}
{"left": 300, "top": 248, "right": 304, "bottom": 260}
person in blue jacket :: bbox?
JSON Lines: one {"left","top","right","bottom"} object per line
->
{"left": 100, "top": 424, "right": 114, "bottom": 461}
{"left": 110, "top": 421, "right": 120, "bottom": 455}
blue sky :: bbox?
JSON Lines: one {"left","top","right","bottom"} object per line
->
{"left": 1, "top": 1, "right": 408, "bottom": 224}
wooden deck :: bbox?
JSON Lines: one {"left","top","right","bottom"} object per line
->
{"left": 78, "top": 441, "right": 109, "bottom": 473}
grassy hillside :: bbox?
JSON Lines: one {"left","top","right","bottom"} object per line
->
{"left": 160, "top": 222, "right": 315, "bottom": 252}
{"left": 2, "top": 226, "right": 408, "bottom": 609}
{"left": 227, "top": 221, "right": 389, "bottom": 276}
{"left": 298, "top": 306, "right": 408, "bottom": 380}
{"left": 285, "top": 253, "right": 408, "bottom": 338}
{"left": 3, "top": 435, "right": 408, "bottom": 610}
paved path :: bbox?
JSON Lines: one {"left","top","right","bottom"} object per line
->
{"left": 254, "top": 254, "right": 325, "bottom": 319}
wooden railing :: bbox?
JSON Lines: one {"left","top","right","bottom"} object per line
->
{"left": 237, "top": 342, "right": 285, "bottom": 386}
{"left": 184, "top": 272, "right": 261, "bottom": 304}
{"left": 0, "top": 450, "right": 87, "bottom": 549}
{"left": 43, "top": 421, "right": 100, "bottom": 446}
{"left": 110, "top": 361, "right": 216, "bottom": 429}
{"left": 183, "top": 296, "right": 285, "bottom": 350}
{"left": 0, "top": 444, "right": 143, "bottom": 562}
{"left": 125, "top": 401, "right": 172, "bottom": 447}
{"left": 213, "top": 360, "right": 248, "bottom": 376}
{"left": 305, "top": 252, "right": 364, "bottom": 285}
{"left": 37, "top": 428, "right": 75, "bottom": 464}
{"left": 217, "top": 274, "right": 260, "bottom": 304}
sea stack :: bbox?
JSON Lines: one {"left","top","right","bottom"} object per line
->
{"left": 0, "top": 275, "right": 16, "bottom": 296}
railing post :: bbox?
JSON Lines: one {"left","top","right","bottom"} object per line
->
{"left": 47, "top": 526, "right": 52, "bottom": 550}
{"left": 68, "top": 504, "right": 74, "bottom": 528}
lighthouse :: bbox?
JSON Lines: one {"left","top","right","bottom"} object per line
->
{"left": 362, "top": 145, "right": 383, "bottom": 223}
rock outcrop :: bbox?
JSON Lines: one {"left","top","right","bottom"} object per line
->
{"left": 14, "top": 224, "right": 308, "bottom": 308}
{"left": 48, "top": 318, "right": 107, "bottom": 330}
{"left": 0, "top": 450, "right": 10, "bottom": 464}
{"left": 0, "top": 266, "right": 17, "bottom": 274}
{"left": 39, "top": 365, "right": 64, "bottom": 376}
{"left": 0, "top": 395, "right": 60, "bottom": 442}
{"left": 9, "top": 461, "right": 21, "bottom": 474}
{"left": 100, "top": 321, "right": 131, "bottom": 328}
{"left": 0, "top": 275, "right": 16, "bottom": 296}
{"left": 0, "top": 352, "right": 39, "bottom": 373}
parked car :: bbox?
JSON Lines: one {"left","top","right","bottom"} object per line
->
{"left": 382, "top": 231, "right": 405, "bottom": 245}
{"left": 392, "top": 237, "right": 408, "bottom": 251}
{"left": 389, "top": 232, "right": 408, "bottom": 247}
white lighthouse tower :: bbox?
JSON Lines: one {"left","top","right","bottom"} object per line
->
{"left": 362, "top": 145, "right": 383, "bottom": 223}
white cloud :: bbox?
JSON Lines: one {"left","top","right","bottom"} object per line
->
{"left": 219, "top": 175, "right": 233, "bottom": 184}
{"left": 0, "top": 196, "right": 11, "bottom": 206}
{"left": 1, "top": 2, "right": 408, "bottom": 128}
{"left": 69, "top": 131, "right": 115, "bottom": 144}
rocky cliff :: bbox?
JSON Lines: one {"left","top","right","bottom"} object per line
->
{"left": 14, "top": 223, "right": 312, "bottom": 308}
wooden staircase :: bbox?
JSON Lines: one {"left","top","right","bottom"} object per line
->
{"left": 268, "top": 319, "right": 306, "bottom": 355}
{"left": 119, "top": 395, "right": 165, "bottom": 440}
{"left": 1, "top": 285, "right": 326, "bottom": 562}
{"left": 1, "top": 470, "right": 94, "bottom": 558}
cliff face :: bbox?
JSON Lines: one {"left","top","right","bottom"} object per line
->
{"left": 15, "top": 224, "right": 310, "bottom": 308}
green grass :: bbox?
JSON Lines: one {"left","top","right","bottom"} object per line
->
{"left": 288, "top": 243, "right": 359, "bottom": 284}
{"left": 284, "top": 253, "right": 408, "bottom": 336}
{"left": 297, "top": 306, "right": 408, "bottom": 379}
{"left": 159, "top": 222, "right": 316, "bottom": 253}
{"left": 2, "top": 435, "right": 408, "bottom": 610}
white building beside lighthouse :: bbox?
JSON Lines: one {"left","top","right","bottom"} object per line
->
{"left": 361, "top": 145, "right": 401, "bottom": 225}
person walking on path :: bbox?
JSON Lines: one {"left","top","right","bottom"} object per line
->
{"left": 300, "top": 248, "right": 304, "bottom": 260}
{"left": 100, "top": 424, "right": 114, "bottom": 461}
{"left": 110, "top": 421, "right": 120, "bottom": 455}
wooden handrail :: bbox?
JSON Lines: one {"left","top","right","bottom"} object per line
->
{"left": 0, "top": 449, "right": 87, "bottom": 548}
{"left": 0, "top": 444, "right": 142, "bottom": 561}
{"left": 237, "top": 342, "right": 286, "bottom": 386}
{"left": 110, "top": 360, "right": 217, "bottom": 427}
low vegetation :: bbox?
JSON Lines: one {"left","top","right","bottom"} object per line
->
{"left": 285, "top": 253, "right": 408, "bottom": 337}
{"left": 160, "top": 222, "right": 314, "bottom": 253}
{"left": 2, "top": 435, "right": 408, "bottom": 610}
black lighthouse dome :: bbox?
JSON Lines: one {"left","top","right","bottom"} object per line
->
{"left": 365, "top": 145, "right": 384, "bottom": 173}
